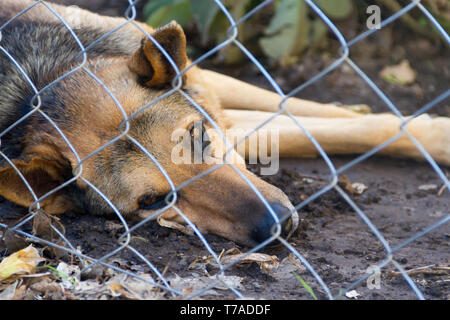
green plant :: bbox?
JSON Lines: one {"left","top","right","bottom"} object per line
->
{"left": 38, "top": 265, "right": 76, "bottom": 285}
{"left": 144, "top": 0, "right": 354, "bottom": 65}
{"left": 375, "top": 0, "right": 449, "bottom": 40}
{"left": 144, "top": 0, "right": 449, "bottom": 64}
{"left": 292, "top": 271, "right": 318, "bottom": 300}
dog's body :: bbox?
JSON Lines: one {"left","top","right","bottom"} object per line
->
{"left": 0, "top": 0, "right": 449, "bottom": 246}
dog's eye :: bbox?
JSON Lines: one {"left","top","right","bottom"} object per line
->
{"left": 138, "top": 194, "right": 168, "bottom": 211}
{"left": 189, "top": 121, "right": 210, "bottom": 151}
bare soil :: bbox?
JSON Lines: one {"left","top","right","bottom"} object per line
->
{"left": 0, "top": 1, "right": 449, "bottom": 300}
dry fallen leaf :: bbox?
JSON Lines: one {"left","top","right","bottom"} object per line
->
{"left": 0, "top": 245, "right": 44, "bottom": 282}
{"left": 351, "top": 182, "right": 368, "bottom": 195}
{"left": 12, "top": 283, "right": 27, "bottom": 300}
{"left": 190, "top": 248, "right": 280, "bottom": 273}
{"left": 338, "top": 175, "right": 354, "bottom": 194}
{"left": 338, "top": 175, "right": 368, "bottom": 195}
{"left": 157, "top": 216, "right": 194, "bottom": 236}
{"left": 56, "top": 262, "right": 80, "bottom": 288}
{"left": 33, "top": 210, "right": 65, "bottom": 240}
{"left": 272, "top": 253, "right": 307, "bottom": 281}
{"left": 1, "top": 230, "right": 28, "bottom": 253}
{"left": 107, "top": 273, "right": 160, "bottom": 300}
{"left": 220, "top": 249, "right": 280, "bottom": 272}
{"left": 345, "top": 289, "right": 360, "bottom": 299}
{"left": 380, "top": 60, "right": 417, "bottom": 85}
{"left": 0, "top": 281, "right": 19, "bottom": 300}
{"left": 28, "top": 277, "right": 66, "bottom": 300}
{"left": 109, "top": 282, "right": 125, "bottom": 298}
{"left": 169, "top": 273, "right": 244, "bottom": 297}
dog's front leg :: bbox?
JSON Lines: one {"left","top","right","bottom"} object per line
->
{"left": 226, "top": 110, "right": 450, "bottom": 167}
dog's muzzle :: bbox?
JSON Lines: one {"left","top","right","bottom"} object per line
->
{"left": 251, "top": 202, "right": 299, "bottom": 244}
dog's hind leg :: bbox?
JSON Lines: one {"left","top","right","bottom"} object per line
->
{"left": 201, "top": 70, "right": 364, "bottom": 118}
{"left": 225, "top": 110, "right": 450, "bottom": 167}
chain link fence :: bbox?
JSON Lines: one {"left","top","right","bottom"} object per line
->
{"left": 0, "top": 0, "right": 449, "bottom": 300}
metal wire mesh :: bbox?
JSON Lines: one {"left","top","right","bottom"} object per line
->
{"left": 0, "top": 0, "right": 448, "bottom": 300}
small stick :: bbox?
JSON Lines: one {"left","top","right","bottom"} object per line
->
{"left": 437, "top": 184, "right": 446, "bottom": 197}
{"left": 389, "top": 265, "right": 450, "bottom": 277}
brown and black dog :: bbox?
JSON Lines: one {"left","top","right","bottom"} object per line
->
{"left": 0, "top": 0, "right": 449, "bottom": 246}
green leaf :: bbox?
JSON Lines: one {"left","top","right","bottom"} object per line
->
{"left": 191, "top": 0, "right": 220, "bottom": 36}
{"left": 146, "top": 1, "right": 193, "bottom": 28}
{"left": 146, "top": 6, "right": 170, "bottom": 27}
{"left": 435, "top": 16, "right": 450, "bottom": 34}
{"left": 143, "top": 0, "right": 184, "bottom": 19}
{"left": 293, "top": 271, "right": 318, "bottom": 300}
{"left": 417, "top": 17, "right": 428, "bottom": 27}
{"left": 207, "top": 10, "right": 230, "bottom": 43}
{"left": 314, "top": 0, "right": 353, "bottom": 20}
{"left": 259, "top": 0, "right": 310, "bottom": 62}
{"left": 309, "top": 18, "right": 328, "bottom": 47}
{"left": 222, "top": 0, "right": 252, "bottom": 64}
{"left": 226, "top": 0, "right": 251, "bottom": 21}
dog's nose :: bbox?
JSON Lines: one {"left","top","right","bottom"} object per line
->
{"left": 250, "top": 202, "right": 298, "bottom": 244}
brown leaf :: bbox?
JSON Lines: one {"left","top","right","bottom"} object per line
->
{"left": 0, "top": 281, "right": 18, "bottom": 300}
{"left": 29, "top": 277, "right": 63, "bottom": 295}
{"left": 2, "top": 230, "right": 28, "bottom": 253}
{"left": 219, "top": 248, "right": 280, "bottom": 272}
{"left": 338, "top": 175, "right": 367, "bottom": 195}
{"left": 0, "top": 245, "right": 44, "bottom": 282}
{"left": 380, "top": 60, "right": 417, "bottom": 85}
{"left": 32, "top": 210, "right": 65, "bottom": 241}
{"left": 338, "top": 175, "right": 354, "bottom": 194}
{"left": 157, "top": 216, "right": 194, "bottom": 235}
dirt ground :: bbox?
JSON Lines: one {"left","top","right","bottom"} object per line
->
{"left": 0, "top": 1, "right": 449, "bottom": 300}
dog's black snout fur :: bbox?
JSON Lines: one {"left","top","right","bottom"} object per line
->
{"left": 251, "top": 202, "right": 292, "bottom": 244}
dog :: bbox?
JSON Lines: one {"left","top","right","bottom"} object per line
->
{"left": 0, "top": 0, "right": 449, "bottom": 247}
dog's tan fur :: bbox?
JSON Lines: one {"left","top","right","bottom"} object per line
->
{"left": 0, "top": 0, "right": 449, "bottom": 246}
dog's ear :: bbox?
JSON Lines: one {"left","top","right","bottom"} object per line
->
{"left": 129, "top": 21, "right": 188, "bottom": 87}
{"left": 0, "top": 156, "right": 74, "bottom": 214}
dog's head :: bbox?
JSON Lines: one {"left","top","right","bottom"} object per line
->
{"left": 0, "top": 22, "right": 298, "bottom": 246}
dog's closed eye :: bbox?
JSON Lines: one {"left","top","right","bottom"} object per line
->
{"left": 189, "top": 122, "right": 210, "bottom": 153}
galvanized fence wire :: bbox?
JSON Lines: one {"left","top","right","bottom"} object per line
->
{"left": 0, "top": 0, "right": 448, "bottom": 300}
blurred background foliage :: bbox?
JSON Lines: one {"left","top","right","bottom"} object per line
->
{"left": 143, "top": 0, "right": 449, "bottom": 66}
